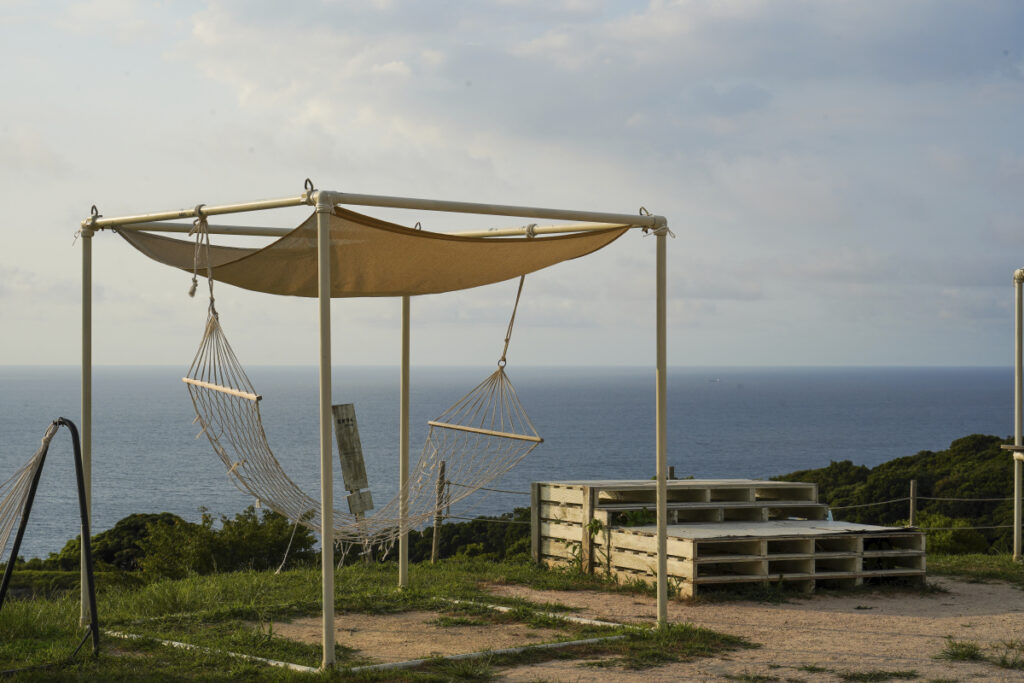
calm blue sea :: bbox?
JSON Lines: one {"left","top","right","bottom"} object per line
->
{"left": 0, "top": 365, "right": 1012, "bottom": 560}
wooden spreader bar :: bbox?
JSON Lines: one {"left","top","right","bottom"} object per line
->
{"left": 427, "top": 420, "right": 543, "bottom": 443}
{"left": 182, "top": 377, "right": 262, "bottom": 403}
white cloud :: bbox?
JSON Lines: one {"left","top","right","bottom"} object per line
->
{"left": 1, "top": 0, "right": 1022, "bottom": 366}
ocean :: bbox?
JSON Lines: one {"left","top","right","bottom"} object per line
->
{"left": 0, "top": 365, "right": 1012, "bottom": 560}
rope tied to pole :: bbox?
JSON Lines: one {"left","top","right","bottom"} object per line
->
{"left": 638, "top": 207, "right": 675, "bottom": 238}
{"left": 498, "top": 275, "right": 526, "bottom": 367}
{"left": 188, "top": 204, "right": 217, "bottom": 315}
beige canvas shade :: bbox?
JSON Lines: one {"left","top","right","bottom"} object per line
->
{"left": 119, "top": 207, "right": 628, "bottom": 297}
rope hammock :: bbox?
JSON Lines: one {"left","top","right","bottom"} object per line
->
{"left": 183, "top": 214, "right": 542, "bottom": 548}
{"left": 0, "top": 424, "right": 58, "bottom": 560}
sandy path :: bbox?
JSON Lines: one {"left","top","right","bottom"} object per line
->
{"left": 270, "top": 609, "right": 566, "bottom": 665}
{"left": 487, "top": 578, "right": 1024, "bottom": 682}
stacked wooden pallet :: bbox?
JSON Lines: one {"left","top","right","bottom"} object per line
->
{"left": 530, "top": 479, "right": 925, "bottom": 598}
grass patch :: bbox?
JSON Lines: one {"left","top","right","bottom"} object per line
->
{"left": 991, "top": 638, "right": 1024, "bottom": 670}
{"left": 836, "top": 670, "right": 918, "bottom": 682}
{"left": 798, "top": 664, "right": 830, "bottom": 673}
{"left": 425, "top": 655, "right": 497, "bottom": 680}
{"left": 2, "top": 558, "right": 747, "bottom": 679}
{"left": 934, "top": 637, "right": 983, "bottom": 662}
{"left": 794, "top": 664, "right": 918, "bottom": 682}
{"left": 427, "top": 615, "right": 488, "bottom": 627}
{"left": 597, "top": 623, "right": 752, "bottom": 670}
{"left": 926, "top": 554, "right": 1024, "bottom": 590}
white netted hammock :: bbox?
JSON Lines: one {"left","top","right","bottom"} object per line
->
{"left": 183, "top": 256, "right": 542, "bottom": 549}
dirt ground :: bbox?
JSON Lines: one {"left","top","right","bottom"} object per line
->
{"left": 270, "top": 609, "right": 567, "bottom": 665}
{"left": 272, "top": 578, "right": 1024, "bottom": 681}
{"left": 488, "top": 577, "right": 1024, "bottom": 682}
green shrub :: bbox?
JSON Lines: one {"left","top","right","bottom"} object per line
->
{"left": 775, "top": 434, "right": 1015, "bottom": 552}
{"left": 138, "top": 506, "right": 316, "bottom": 579}
{"left": 910, "top": 511, "right": 988, "bottom": 555}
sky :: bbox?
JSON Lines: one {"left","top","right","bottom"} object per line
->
{"left": 1, "top": 0, "right": 1023, "bottom": 367}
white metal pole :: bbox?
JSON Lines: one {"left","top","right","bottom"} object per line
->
{"left": 655, "top": 230, "right": 668, "bottom": 625}
{"left": 399, "top": 296, "right": 411, "bottom": 587}
{"left": 1015, "top": 270, "right": 1023, "bottom": 562}
{"left": 80, "top": 226, "right": 93, "bottom": 626}
{"left": 114, "top": 220, "right": 632, "bottom": 238}
{"left": 82, "top": 193, "right": 312, "bottom": 229}
{"left": 325, "top": 190, "right": 665, "bottom": 229}
{"left": 315, "top": 193, "right": 335, "bottom": 668}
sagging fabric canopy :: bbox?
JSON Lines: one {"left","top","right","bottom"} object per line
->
{"left": 119, "top": 207, "right": 628, "bottom": 297}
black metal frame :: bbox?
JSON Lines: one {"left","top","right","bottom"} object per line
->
{"left": 0, "top": 418, "right": 99, "bottom": 656}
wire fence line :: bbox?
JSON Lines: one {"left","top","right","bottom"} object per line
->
{"left": 830, "top": 495, "right": 1013, "bottom": 510}
{"left": 829, "top": 498, "right": 909, "bottom": 511}
{"left": 447, "top": 482, "right": 531, "bottom": 496}
{"left": 444, "top": 514, "right": 530, "bottom": 525}
{"left": 827, "top": 482, "right": 1018, "bottom": 534}
{"left": 434, "top": 481, "right": 1018, "bottom": 532}
{"left": 918, "top": 495, "right": 1014, "bottom": 502}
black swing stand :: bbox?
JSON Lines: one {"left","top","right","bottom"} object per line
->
{"left": 0, "top": 418, "right": 100, "bottom": 664}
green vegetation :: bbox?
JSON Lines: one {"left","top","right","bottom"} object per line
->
{"left": 926, "top": 553, "right": 1024, "bottom": 589}
{"left": 775, "top": 434, "right": 1016, "bottom": 552}
{"left": 935, "top": 637, "right": 984, "bottom": 662}
{"left": 405, "top": 508, "right": 531, "bottom": 563}
{"left": 4, "top": 431, "right": 1024, "bottom": 678}
{"left": 10, "top": 507, "right": 317, "bottom": 579}
{"left": 0, "top": 559, "right": 748, "bottom": 680}
{"left": 933, "top": 636, "right": 1024, "bottom": 671}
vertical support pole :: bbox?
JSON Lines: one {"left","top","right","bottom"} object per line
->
{"left": 655, "top": 229, "right": 668, "bottom": 626}
{"left": 581, "top": 486, "right": 594, "bottom": 574}
{"left": 80, "top": 225, "right": 93, "bottom": 626}
{"left": 315, "top": 194, "right": 335, "bottom": 669}
{"left": 531, "top": 482, "right": 541, "bottom": 564}
{"left": 399, "top": 295, "right": 411, "bottom": 587}
{"left": 431, "top": 461, "right": 445, "bottom": 564}
{"left": 908, "top": 479, "right": 917, "bottom": 527}
{"left": 1015, "top": 270, "right": 1023, "bottom": 562}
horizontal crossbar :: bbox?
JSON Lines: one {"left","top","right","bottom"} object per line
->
{"left": 182, "top": 377, "right": 261, "bottom": 402}
{"left": 427, "top": 420, "right": 543, "bottom": 443}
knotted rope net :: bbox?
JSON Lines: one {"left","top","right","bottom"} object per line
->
{"left": 184, "top": 214, "right": 541, "bottom": 548}
{"left": 0, "top": 424, "right": 58, "bottom": 561}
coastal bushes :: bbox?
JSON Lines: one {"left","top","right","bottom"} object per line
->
{"left": 13, "top": 506, "right": 317, "bottom": 579}
{"left": 774, "top": 434, "right": 1015, "bottom": 551}
{"left": 6, "top": 433, "right": 1016, "bottom": 585}
{"left": 6, "top": 505, "right": 529, "bottom": 581}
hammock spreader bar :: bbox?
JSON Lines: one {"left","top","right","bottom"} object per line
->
{"left": 427, "top": 420, "right": 543, "bottom": 443}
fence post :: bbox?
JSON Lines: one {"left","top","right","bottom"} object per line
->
{"left": 909, "top": 479, "right": 917, "bottom": 527}
{"left": 431, "top": 461, "right": 446, "bottom": 564}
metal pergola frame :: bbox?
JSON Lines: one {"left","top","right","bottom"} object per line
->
{"left": 1005, "top": 269, "right": 1024, "bottom": 563}
{"left": 79, "top": 187, "right": 672, "bottom": 669}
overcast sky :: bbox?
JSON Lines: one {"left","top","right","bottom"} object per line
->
{"left": 1, "top": 0, "right": 1022, "bottom": 367}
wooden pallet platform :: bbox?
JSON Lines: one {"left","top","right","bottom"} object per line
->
{"left": 531, "top": 479, "right": 926, "bottom": 598}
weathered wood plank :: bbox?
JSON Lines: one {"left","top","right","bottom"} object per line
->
{"left": 539, "top": 502, "right": 583, "bottom": 523}
{"left": 540, "top": 522, "right": 583, "bottom": 542}
{"left": 603, "top": 529, "right": 692, "bottom": 558}
{"left": 332, "top": 404, "right": 368, "bottom": 491}
{"left": 607, "top": 551, "right": 693, "bottom": 578}
{"left": 539, "top": 485, "right": 585, "bottom": 506}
